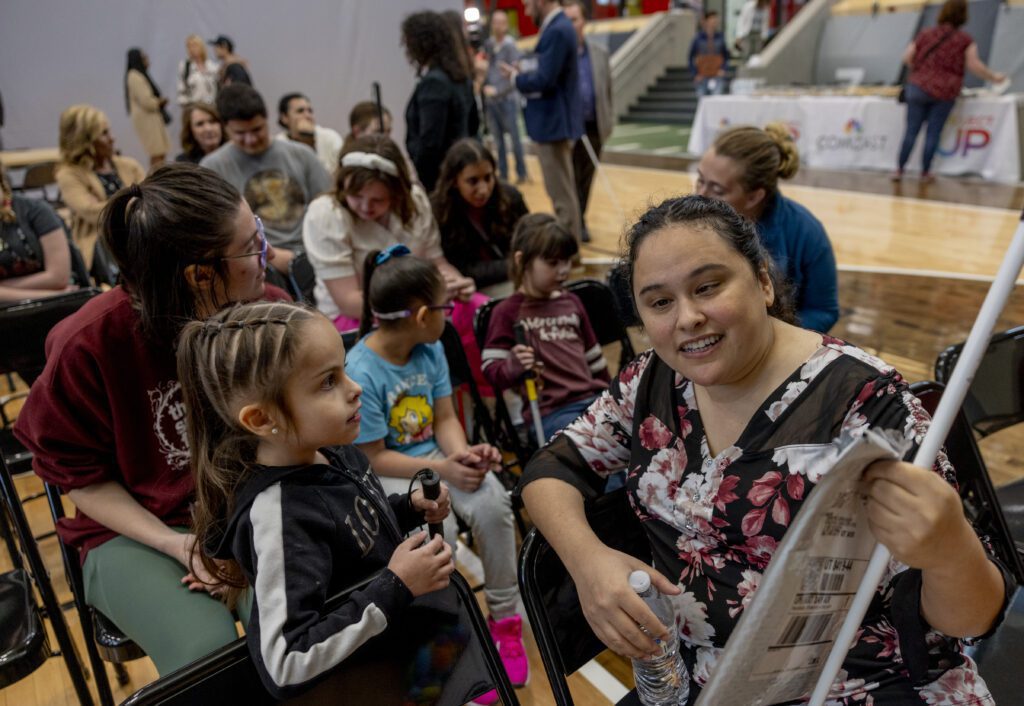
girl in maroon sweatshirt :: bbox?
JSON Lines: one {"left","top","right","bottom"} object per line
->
{"left": 14, "top": 163, "right": 290, "bottom": 674}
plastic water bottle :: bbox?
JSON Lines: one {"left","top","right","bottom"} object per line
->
{"left": 629, "top": 570, "right": 689, "bottom": 706}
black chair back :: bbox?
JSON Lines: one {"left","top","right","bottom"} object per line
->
{"left": 934, "top": 326, "right": 1024, "bottom": 438}
{"left": 120, "top": 571, "right": 519, "bottom": 706}
{"left": 15, "top": 163, "right": 62, "bottom": 207}
{"left": 440, "top": 321, "right": 499, "bottom": 447}
{"left": 67, "top": 236, "right": 92, "bottom": 289}
{"left": 910, "top": 381, "right": 1024, "bottom": 584}
{"left": 287, "top": 250, "right": 317, "bottom": 306}
{"left": 605, "top": 262, "right": 640, "bottom": 328}
{"left": 565, "top": 279, "right": 637, "bottom": 371}
{"left": 0, "top": 288, "right": 101, "bottom": 386}
{"left": 519, "top": 488, "right": 651, "bottom": 705}
{"left": 90, "top": 240, "right": 120, "bottom": 287}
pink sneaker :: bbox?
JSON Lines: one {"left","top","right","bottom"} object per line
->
{"left": 470, "top": 688, "right": 499, "bottom": 705}
{"left": 488, "top": 614, "right": 529, "bottom": 687}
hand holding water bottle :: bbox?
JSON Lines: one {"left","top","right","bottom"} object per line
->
{"left": 629, "top": 570, "right": 690, "bottom": 706}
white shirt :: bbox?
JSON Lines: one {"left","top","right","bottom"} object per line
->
{"left": 301, "top": 184, "right": 444, "bottom": 319}
{"left": 274, "top": 124, "right": 344, "bottom": 175}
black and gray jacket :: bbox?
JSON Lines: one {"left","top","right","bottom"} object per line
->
{"left": 209, "top": 445, "right": 426, "bottom": 700}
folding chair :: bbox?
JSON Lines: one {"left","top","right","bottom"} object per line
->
{"left": 910, "top": 381, "right": 1024, "bottom": 704}
{"left": 0, "top": 453, "right": 95, "bottom": 705}
{"left": 565, "top": 279, "right": 638, "bottom": 371}
{"left": 120, "top": 571, "right": 520, "bottom": 706}
{"left": 0, "top": 288, "right": 102, "bottom": 549}
{"left": 605, "top": 261, "right": 640, "bottom": 329}
{"left": 44, "top": 482, "right": 146, "bottom": 706}
{"left": 440, "top": 321, "right": 528, "bottom": 537}
{"left": 0, "top": 287, "right": 101, "bottom": 387}
{"left": 90, "top": 240, "right": 120, "bottom": 287}
{"left": 286, "top": 249, "right": 317, "bottom": 306}
{"left": 473, "top": 279, "right": 635, "bottom": 467}
{"left": 934, "top": 328, "right": 1024, "bottom": 569}
{"left": 518, "top": 487, "right": 650, "bottom": 706}
{"left": 14, "top": 162, "right": 62, "bottom": 208}
{"left": 910, "top": 381, "right": 1024, "bottom": 583}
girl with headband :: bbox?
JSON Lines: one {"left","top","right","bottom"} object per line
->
{"left": 302, "top": 134, "right": 477, "bottom": 333}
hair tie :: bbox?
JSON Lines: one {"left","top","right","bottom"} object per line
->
{"left": 128, "top": 183, "right": 143, "bottom": 199}
{"left": 371, "top": 308, "right": 412, "bottom": 321}
{"left": 375, "top": 243, "right": 410, "bottom": 266}
{"left": 341, "top": 151, "right": 399, "bottom": 177}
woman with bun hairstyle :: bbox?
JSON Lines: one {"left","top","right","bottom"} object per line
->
{"left": 695, "top": 122, "right": 838, "bottom": 333}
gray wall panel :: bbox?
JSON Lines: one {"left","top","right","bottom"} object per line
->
{"left": 989, "top": 6, "right": 1024, "bottom": 93}
{"left": 0, "top": 0, "right": 459, "bottom": 161}
{"left": 814, "top": 13, "right": 921, "bottom": 85}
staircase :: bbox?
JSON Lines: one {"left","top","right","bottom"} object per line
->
{"left": 621, "top": 66, "right": 699, "bottom": 126}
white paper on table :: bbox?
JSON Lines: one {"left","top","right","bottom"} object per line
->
{"left": 695, "top": 428, "right": 910, "bottom": 706}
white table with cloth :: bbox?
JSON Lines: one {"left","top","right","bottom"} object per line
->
{"left": 688, "top": 93, "right": 1023, "bottom": 182}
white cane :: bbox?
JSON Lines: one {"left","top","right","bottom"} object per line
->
{"left": 581, "top": 134, "right": 627, "bottom": 227}
{"left": 808, "top": 212, "right": 1024, "bottom": 706}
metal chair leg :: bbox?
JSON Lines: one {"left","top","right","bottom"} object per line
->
{"left": 0, "top": 459, "right": 95, "bottom": 706}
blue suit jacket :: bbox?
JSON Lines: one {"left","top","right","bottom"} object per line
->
{"left": 515, "top": 11, "right": 583, "bottom": 144}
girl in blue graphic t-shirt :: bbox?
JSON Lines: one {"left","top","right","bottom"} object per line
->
{"left": 344, "top": 245, "right": 527, "bottom": 695}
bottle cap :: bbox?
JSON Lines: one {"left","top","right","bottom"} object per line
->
{"left": 629, "top": 570, "right": 651, "bottom": 594}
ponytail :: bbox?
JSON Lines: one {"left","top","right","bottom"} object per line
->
{"left": 358, "top": 246, "right": 445, "bottom": 338}
{"left": 359, "top": 250, "right": 383, "bottom": 338}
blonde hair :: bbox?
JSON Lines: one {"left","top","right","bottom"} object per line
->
{"left": 59, "top": 104, "right": 109, "bottom": 169}
{"left": 185, "top": 34, "right": 208, "bottom": 63}
{"left": 389, "top": 394, "right": 434, "bottom": 445}
{"left": 176, "top": 301, "right": 319, "bottom": 592}
{"left": 712, "top": 122, "right": 800, "bottom": 196}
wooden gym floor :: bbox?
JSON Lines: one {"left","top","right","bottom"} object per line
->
{"left": 3, "top": 155, "right": 1023, "bottom": 705}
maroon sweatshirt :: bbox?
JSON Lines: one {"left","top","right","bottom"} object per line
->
{"left": 14, "top": 285, "right": 290, "bottom": 560}
{"left": 481, "top": 291, "right": 609, "bottom": 420}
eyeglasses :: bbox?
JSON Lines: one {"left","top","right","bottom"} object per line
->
{"left": 426, "top": 304, "right": 455, "bottom": 315}
{"left": 219, "top": 216, "right": 268, "bottom": 270}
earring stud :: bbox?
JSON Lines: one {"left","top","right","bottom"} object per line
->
{"left": 271, "top": 427, "right": 279, "bottom": 435}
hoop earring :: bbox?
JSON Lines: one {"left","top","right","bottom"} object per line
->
{"left": 271, "top": 427, "right": 279, "bottom": 435}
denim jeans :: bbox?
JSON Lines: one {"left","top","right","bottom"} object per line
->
{"left": 485, "top": 96, "right": 527, "bottom": 181}
{"left": 897, "top": 83, "right": 956, "bottom": 174}
{"left": 541, "top": 396, "right": 597, "bottom": 441}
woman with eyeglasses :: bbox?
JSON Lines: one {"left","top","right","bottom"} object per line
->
{"left": 14, "top": 163, "right": 291, "bottom": 676}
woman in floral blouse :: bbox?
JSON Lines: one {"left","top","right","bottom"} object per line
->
{"left": 520, "top": 195, "right": 1009, "bottom": 704}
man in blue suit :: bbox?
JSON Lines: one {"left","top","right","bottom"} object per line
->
{"left": 501, "top": 0, "right": 583, "bottom": 242}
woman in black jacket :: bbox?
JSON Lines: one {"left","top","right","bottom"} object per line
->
{"left": 402, "top": 11, "right": 476, "bottom": 192}
{"left": 431, "top": 138, "right": 527, "bottom": 291}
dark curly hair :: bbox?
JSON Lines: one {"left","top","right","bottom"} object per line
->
{"left": 624, "top": 195, "right": 795, "bottom": 324}
{"left": 431, "top": 138, "right": 518, "bottom": 244}
{"left": 401, "top": 11, "right": 469, "bottom": 83}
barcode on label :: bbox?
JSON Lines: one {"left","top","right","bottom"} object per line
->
{"left": 817, "top": 570, "right": 845, "bottom": 592}
{"left": 776, "top": 612, "right": 837, "bottom": 646}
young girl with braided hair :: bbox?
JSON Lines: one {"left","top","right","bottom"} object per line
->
{"left": 177, "top": 300, "right": 454, "bottom": 700}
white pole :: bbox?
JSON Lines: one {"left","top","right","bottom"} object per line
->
{"left": 581, "top": 134, "right": 627, "bottom": 226}
{"left": 808, "top": 215, "right": 1024, "bottom": 706}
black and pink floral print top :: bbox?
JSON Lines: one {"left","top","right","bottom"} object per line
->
{"left": 522, "top": 337, "right": 1009, "bottom": 705}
